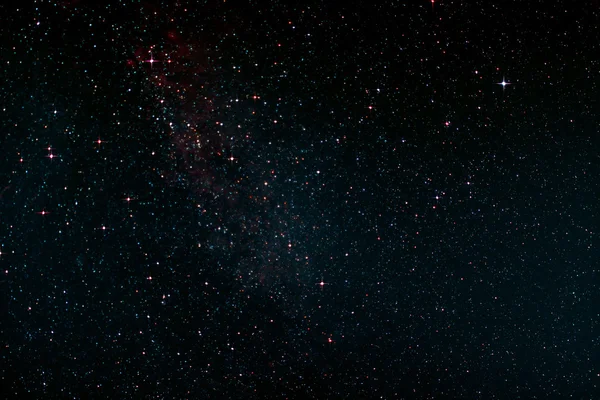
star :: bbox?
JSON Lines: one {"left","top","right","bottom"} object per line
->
{"left": 144, "top": 53, "right": 160, "bottom": 67}
{"left": 497, "top": 78, "right": 511, "bottom": 89}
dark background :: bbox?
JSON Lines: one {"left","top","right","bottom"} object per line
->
{"left": 1, "top": 0, "right": 598, "bottom": 398}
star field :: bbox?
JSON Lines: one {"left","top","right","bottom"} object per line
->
{"left": 1, "top": 0, "right": 599, "bottom": 399}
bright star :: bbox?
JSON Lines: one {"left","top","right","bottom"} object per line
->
{"left": 144, "top": 53, "right": 160, "bottom": 67}
{"left": 497, "top": 78, "right": 511, "bottom": 88}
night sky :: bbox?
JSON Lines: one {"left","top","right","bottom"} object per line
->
{"left": 1, "top": 0, "right": 599, "bottom": 398}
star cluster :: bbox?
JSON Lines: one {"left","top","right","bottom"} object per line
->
{"left": 1, "top": 1, "right": 598, "bottom": 398}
